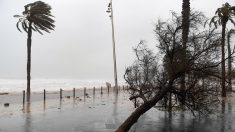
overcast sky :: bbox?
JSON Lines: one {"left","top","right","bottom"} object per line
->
{"left": 0, "top": 0, "right": 234, "bottom": 82}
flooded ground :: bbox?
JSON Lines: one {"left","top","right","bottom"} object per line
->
{"left": 0, "top": 89, "right": 235, "bottom": 132}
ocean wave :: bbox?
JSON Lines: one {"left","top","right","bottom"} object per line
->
{"left": 0, "top": 78, "right": 125, "bottom": 93}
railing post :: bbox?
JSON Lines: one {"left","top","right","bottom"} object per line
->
{"left": 73, "top": 88, "right": 75, "bottom": 98}
{"left": 93, "top": 87, "right": 95, "bottom": 95}
{"left": 60, "top": 88, "right": 62, "bottom": 99}
{"left": 84, "top": 87, "right": 86, "bottom": 97}
{"left": 101, "top": 86, "right": 103, "bottom": 95}
{"left": 44, "top": 89, "right": 46, "bottom": 101}
{"left": 23, "top": 90, "right": 25, "bottom": 105}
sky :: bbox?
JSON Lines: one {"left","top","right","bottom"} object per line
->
{"left": 0, "top": 0, "right": 235, "bottom": 82}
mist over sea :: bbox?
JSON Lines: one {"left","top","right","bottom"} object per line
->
{"left": 0, "top": 78, "right": 124, "bottom": 93}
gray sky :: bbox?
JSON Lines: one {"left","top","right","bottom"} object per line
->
{"left": 0, "top": 0, "right": 234, "bottom": 81}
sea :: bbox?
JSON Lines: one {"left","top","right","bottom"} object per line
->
{"left": 0, "top": 78, "right": 124, "bottom": 93}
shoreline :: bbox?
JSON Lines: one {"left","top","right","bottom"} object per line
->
{"left": 0, "top": 78, "right": 127, "bottom": 93}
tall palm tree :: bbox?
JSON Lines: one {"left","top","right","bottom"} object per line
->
{"left": 210, "top": 2, "right": 235, "bottom": 97}
{"left": 181, "top": 0, "right": 190, "bottom": 104}
{"left": 14, "top": 1, "right": 55, "bottom": 101}
{"left": 227, "top": 29, "right": 235, "bottom": 91}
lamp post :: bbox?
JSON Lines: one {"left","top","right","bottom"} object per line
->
{"left": 107, "top": 0, "right": 118, "bottom": 94}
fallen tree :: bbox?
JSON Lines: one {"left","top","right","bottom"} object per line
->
{"left": 116, "top": 11, "right": 234, "bottom": 132}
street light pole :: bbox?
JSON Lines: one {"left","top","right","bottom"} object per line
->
{"left": 107, "top": 0, "right": 118, "bottom": 94}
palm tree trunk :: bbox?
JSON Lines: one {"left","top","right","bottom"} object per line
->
{"left": 181, "top": 0, "right": 190, "bottom": 104}
{"left": 169, "top": 91, "right": 172, "bottom": 112}
{"left": 221, "top": 21, "right": 226, "bottom": 97}
{"left": 27, "top": 22, "right": 32, "bottom": 102}
{"left": 227, "top": 31, "right": 232, "bottom": 91}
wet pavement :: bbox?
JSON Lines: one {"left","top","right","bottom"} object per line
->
{"left": 0, "top": 89, "right": 235, "bottom": 132}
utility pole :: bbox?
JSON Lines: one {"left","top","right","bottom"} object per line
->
{"left": 106, "top": 0, "right": 118, "bottom": 94}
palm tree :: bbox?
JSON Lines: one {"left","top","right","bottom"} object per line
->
{"left": 227, "top": 29, "right": 235, "bottom": 91}
{"left": 181, "top": 0, "right": 190, "bottom": 104}
{"left": 210, "top": 2, "right": 235, "bottom": 97}
{"left": 14, "top": 1, "right": 55, "bottom": 101}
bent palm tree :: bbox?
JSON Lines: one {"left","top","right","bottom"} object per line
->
{"left": 14, "top": 1, "right": 55, "bottom": 101}
{"left": 227, "top": 29, "right": 235, "bottom": 91}
{"left": 210, "top": 2, "right": 235, "bottom": 97}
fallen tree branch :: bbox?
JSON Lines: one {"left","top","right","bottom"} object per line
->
{"left": 116, "top": 80, "right": 174, "bottom": 132}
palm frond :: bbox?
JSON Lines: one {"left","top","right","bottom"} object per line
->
{"left": 209, "top": 16, "right": 219, "bottom": 28}
{"left": 14, "top": 0, "right": 55, "bottom": 34}
{"left": 22, "top": 20, "right": 28, "bottom": 33}
{"left": 13, "top": 15, "right": 23, "bottom": 18}
{"left": 210, "top": 2, "right": 235, "bottom": 28}
{"left": 16, "top": 21, "right": 22, "bottom": 32}
{"left": 31, "top": 25, "right": 36, "bottom": 31}
{"left": 33, "top": 25, "right": 43, "bottom": 35}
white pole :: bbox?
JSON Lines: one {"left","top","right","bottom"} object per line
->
{"left": 108, "top": 0, "right": 118, "bottom": 93}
